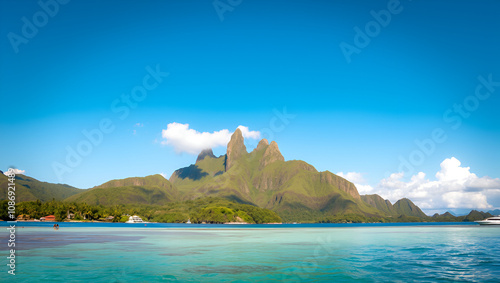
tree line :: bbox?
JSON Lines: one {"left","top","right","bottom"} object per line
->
{"left": 0, "top": 197, "right": 282, "bottom": 224}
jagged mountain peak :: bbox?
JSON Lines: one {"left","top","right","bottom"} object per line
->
{"left": 233, "top": 127, "right": 243, "bottom": 138}
{"left": 196, "top": 148, "right": 216, "bottom": 163}
{"left": 225, "top": 128, "right": 247, "bottom": 171}
{"left": 256, "top": 139, "right": 269, "bottom": 151}
{"left": 269, "top": 140, "right": 279, "bottom": 148}
{"left": 251, "top": 139, "right": 270, "bottom": 154}
{"left": 260, "top": 140, "right": 284, "bottom": 168}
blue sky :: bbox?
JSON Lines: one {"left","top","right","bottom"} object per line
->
{"left": 1, "top": 0, "right": 499, "bottom": 213}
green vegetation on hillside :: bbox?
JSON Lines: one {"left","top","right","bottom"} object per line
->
{"left": 65, "top": 175, "right": 178, "bottom": 205}
{"left": 3, "top": 197, "right": 282, "bottom": 224}
{"left": 361, "top": 194, "right": 397, "bottom": 216}
{"left": 0, "top": 173, "right": 83, "bottom": 202}
{"left": 169, "top": 155, "right": 226, "bottom": 195}
{"left": 188, "top": 198, "right": 281, "bottom": 224}
{"left": 393, "top": 198, "right": 428, "bottom": 218}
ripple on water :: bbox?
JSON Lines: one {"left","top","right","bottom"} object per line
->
{"left": 183, "top": 265, "right": 276, "bottom": 274}
{"left": 159, "top": 251, "right": 203, "bottom": 256}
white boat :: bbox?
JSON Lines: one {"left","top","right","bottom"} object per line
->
{"left": 186, "top": 219, "right": 192, "bottom": 224}
{"left": 125, "top": 215, "right": 145, "bottom": 223}
{"left": 475, "top": 216, "right": 500, "bottom": 225}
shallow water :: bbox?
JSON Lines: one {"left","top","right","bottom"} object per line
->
{"left": 1, "top": 223, "right": 499, "bottom": 282}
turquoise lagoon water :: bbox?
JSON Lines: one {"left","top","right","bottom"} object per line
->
{"left": 1, "top": 223, "right": 499, "bottom": 282}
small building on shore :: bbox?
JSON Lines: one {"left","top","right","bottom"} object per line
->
{"left": 42, "top": 215, "right": 56, "bottom": 222}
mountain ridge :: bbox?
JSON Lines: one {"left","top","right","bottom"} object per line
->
{"left": 65, "top": 174, "right": 178, "bottom": 206}
{"left": 0, "top": 173, "right": 83, "bottom": 202}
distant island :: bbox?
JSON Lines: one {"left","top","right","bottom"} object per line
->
{"left": 0, "top": 129, "right": 495, "bottom": 224}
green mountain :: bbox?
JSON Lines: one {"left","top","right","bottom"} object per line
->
{"left": 431, "top": 210, "right": 492, "bottom": 222}
{"left": 461, "top": 210, "right": 492, "bottom": 222}
{"left": 0, "top": 172, "right": 83, "bottom": 202}
{"left": 361, "top": 194, "right": 397, "bottom": 216}
{"left": 4, "top": 128, "right": 434, "bottom": 222}
{"left": 196, "top": 148, "right": 216, "bottom": 163}
{"left": 65, "top": 174, "right": 179, "bottom": 206}
{"left": 431, "top": 211, "right": 457, "bottom": 222}
{"left": 392, "top": 198, "right": 427, "bottom": 218}
{"left": 440, "top": 212, "right": 455, "bottom": 217}
{"left": 361, "top": 194, "right": 430, "bottom": 219}
{"left": 169, "top": 149, "right": 226, "bottom": 196}
{"left": 432, "top": 211, "right": 455, "bottom": 218}
{"left": 170, "top": 129, "right": 382, "bottom": 222}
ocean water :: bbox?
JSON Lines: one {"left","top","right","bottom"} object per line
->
{"left": 1, "top": 223, "right": 499, "bottom": 282}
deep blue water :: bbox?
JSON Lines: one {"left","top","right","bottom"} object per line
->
{"left": 1, "top": 222, "right": 499, "bottom": 282}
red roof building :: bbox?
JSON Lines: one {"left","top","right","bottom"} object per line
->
{"left": 44, "top": 215, "right": 56, "bottom": 221}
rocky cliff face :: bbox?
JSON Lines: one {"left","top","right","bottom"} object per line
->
{"left": 361, "top": 194, "right": 396, "bottom": 215}
{"left": 225, "top": 128, "right": 247, "bottom": 171}
{"left": 260, "top": 141, "right": 285, "bottom": 169}
{"left": 320, "top": 171, "right": 361, "bottom": 200}
{"left": 253, "top": 139, "right": 269, "bottom": 152}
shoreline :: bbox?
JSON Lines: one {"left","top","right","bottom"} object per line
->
{"left": 1, "top": 222, "right": 481, "bottom": 229}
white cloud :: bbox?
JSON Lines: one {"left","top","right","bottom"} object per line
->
{"left": 237, "top": 125, "right": 261, "bottom": 139}
{"left": 442, "top": 191, "right": 490, "bottom": 209}
{"left": 339, "top": 157, "right": 500, "bottom": 212}
{"left": 159, "top": 172, "right": 167, "bottom": 178}
{"left": 161, "top": 123, "right": 260, "bottom": 155}
{"left": 337, "top": 172, "right": 365, "bottom": 184}
{"left": 435, "top": 157, "right": 472, "bottom": 182}
{"left": 4, "top": 169, "right": 25, "bottom": 175}
{"left": 355, "top": 184, "right": 375, "bottom": 194}
{"left": 375, "top": 157, "right": 499, "bottom": 211}
{"left": 337, "top": 171, "right": 375, "bottom": 194}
